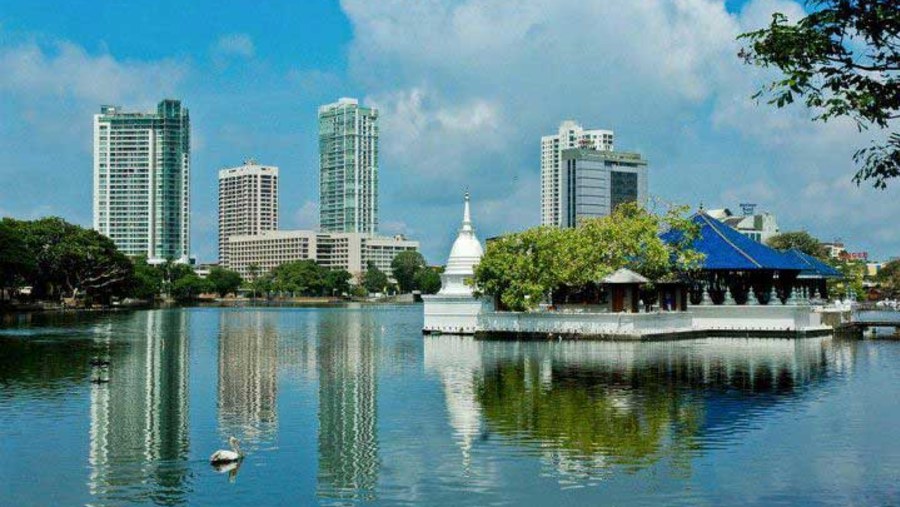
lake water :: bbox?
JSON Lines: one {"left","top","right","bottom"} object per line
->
{"left": 1, "top": 306, "right": 899, "bottom": 506}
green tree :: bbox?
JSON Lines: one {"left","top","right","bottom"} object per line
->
{"left": 268, "top": 260, "right": 325, "bottom": 296}
{"left": 0, "top": 219, "right": 33, "bottom": 302}
{"left": 390, "top": 251, "right": 427, "bottom": 293}
{"left": 830, "top": 260, "right": 866, "bottom": 300}
{"left": 739, "top": 1, "right": 900, "bottom": 187}
{"left": 363, "top": 261, "right": 389, "bottom": 294}
{"left": 170, "top": 272, "right": 209, "bottom": 302}
{"left": 766, "top": 231, "right": 827, "bottom": 258}
{"left": 414, "top": 267, "right": 442, "bottom": 295}
{"left": 130, "top": 256, "right": 163, "bottom": 300}
{"left": 12, "top": 217, "right": 133, "bottom": 303}
{"left": 876, "top": 258, "right": 900, "bottom": 296}
{"left": 350, "top": 284, "right": 368, "bottom": 298}
{"left": 473, "top": 203, "right": 702, "bottom": 311}
{"left": 246, "top": 263, "right": 263, "bottom": 299}
{"left": 206, "top": 267, "right": 243, "bottom": 297}
{"left": 323, "top": 269, "right": 352, "bottom": 297}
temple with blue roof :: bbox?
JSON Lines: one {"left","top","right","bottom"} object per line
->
{"left": 661, "top": 212, "right": 837, "bottom": 306}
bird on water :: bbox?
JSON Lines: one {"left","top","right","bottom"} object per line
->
{"left": 210, "top": 436, "right": 243, "bottom": 465}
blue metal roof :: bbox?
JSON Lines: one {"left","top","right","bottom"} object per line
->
{"left": 783, "top": 249, "right": 843, "bottom": 278}
{"left": 662, "top": 213, "right": 804, "bottom": 271}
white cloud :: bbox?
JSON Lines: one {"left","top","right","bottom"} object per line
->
{"left": 0, "top": 40, "right": 187, "bottom": 107}
{"left": 339, "top": 0, "right": 900, "bottom": 260}
{"left": 214, "top": 33, "right": 255, "bottom": 59}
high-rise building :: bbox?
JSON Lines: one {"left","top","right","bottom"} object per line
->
{"left": 559, "top": 148, "right": 648, "bottom": 228}
{"left": 93, "top": 100, "right": 191, "bottom": 263}
{"left": 318, "top": 98, "right": 379, "bottom": 234}
{"left": 540, "top": 120, "right": 614, "bottom": 227}
{"left": 218, "top": 161, "right": 279, "bottom": 266}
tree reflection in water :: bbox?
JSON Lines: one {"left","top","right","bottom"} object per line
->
{"left": 426, "top": 336, "right": 842, "bottom": 486}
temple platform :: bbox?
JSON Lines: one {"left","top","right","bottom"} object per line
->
{"left": 424, "top": 304, "right": 835, "bottom": 340}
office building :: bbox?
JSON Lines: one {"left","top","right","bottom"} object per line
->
{"left": 541, "top": 120, "right": 614, "bottom": 227}
{"left": 316, "top": 233, "right": 420, "bottom": 277}
{"left": 318, "top": 98, "right": 379, "bottom": 234}
{"left": 226, "top": 230, "right": 418, "bottom": 280}
{"left": 93, "top": 100, "right": 191, "bottom": 263}
{"left": 558, "top": 148, "right": 648, "bottom": 228}
{"left": 218, "top": 161, "right": 279, "bottom": 266}
{"left": 227, "top": 230, "right": 318, "bottom": 279}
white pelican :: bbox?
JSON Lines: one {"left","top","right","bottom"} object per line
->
{"left": 210, "top": 436, "right": 243, "bottom": 465}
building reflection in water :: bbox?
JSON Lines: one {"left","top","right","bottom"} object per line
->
{"left": 88, "top": 310, "right": 190, "bottom": 504}
{"left": 424, "top": 336, "right": 842, "bottom": 486}
{"left": 316, "top": 310, "right": 380, "bottom": 502}
{"left": 217, "top": 311, "right": 279, "bottom": 443}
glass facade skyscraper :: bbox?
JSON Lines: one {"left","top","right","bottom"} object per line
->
{"left": 93, "top": 100, "right": 191, "bottom": 262}
{"left": 318, "top": 98, "right": 379, "bottom": 234}
{"left": 559, "top": 148, "right": 648, "bottom": 228}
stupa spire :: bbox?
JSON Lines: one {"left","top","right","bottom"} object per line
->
{"left": 461, "top": 191, "right": 473, "bottom": 233}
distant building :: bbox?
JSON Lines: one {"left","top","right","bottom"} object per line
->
{"left": 318, "top": 98, "right": 379, "bottom": 234}
{"left": 821, "top": 242, "right": 846, "bottom": 259}
{"left": 866, "top": 262, "right": 884, "bottom": 278}
{"left": 227, "top": 230, "right": 318, "bottom": 279}
{"left": 541, "top": 120, "right": 614, "bottom": 227}
{"left": 707, "top": 206, "right": 779, "bottom": 244}
{"left": 226, "top": 230, "right": 418, "bottom": 280}
{"left": 821, "top": 241, "right": 867, "bottom": 261}
{"left": 559, "top": 148, "right": 648, "bottom": 228}
{"left": 93, "top": 100, "right": 191, "bottom": 263}
{"left": 316, "top": 233, "right": 420, "bottom": 278}
{"left": 218, "top": 161, "right": 279, "bottom": 267}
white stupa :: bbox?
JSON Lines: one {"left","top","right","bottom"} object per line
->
{"left": 422, "top": 192, "right": 490, "bottom": 334}
{"left": 438, "top": 192, "right": 483, "bottom": 296}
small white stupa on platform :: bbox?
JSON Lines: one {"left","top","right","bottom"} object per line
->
{"left": 423, "top": 192, "right": 489, "bottom": 335}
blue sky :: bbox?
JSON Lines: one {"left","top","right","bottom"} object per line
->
{"left": 1, "top": 0, "right": 897, "bottom": 263}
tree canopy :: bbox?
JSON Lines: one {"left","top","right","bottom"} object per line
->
{"left": 206, "top": 267, "right": 243, "bottom": 297}
{"left": 739, "top": 0, "right": 900, "bottom": 187}
{"left": 473, "top": 203, "right": 703, "bottom": 311}
{"left": 363, "top": 261, "right": 389, "bottom": 294}
{"left": 0, "top": 220, "right": 33, "bottom": 301}
{"left": 390, "top": 250, "right": 442, "bottom": 294}
{"left": 390, "top": 251, "right": 428, "bottom": 293}
{"left": 766, "top": 231, "right": 828, "bottom": 258}
{"left": 264, "top": 260, "right": 352, "bottom": 297}
{"left": 414, "top": 267, "right": 442, "bottom": 295}
{"left": 1, "top": 217, "right": 133, "bottom": 303}
{"left": 876, "top": 258, "right": 900, "bottom": 296}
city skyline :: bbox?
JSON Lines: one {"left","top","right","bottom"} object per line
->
{"left": 1, "top": 0, "right": 898, "bottom": 264}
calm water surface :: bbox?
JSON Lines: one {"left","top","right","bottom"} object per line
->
{"left": 1, "top": 306, "right": 899, "bottom": 506}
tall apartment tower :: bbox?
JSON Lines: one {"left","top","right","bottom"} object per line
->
{"left": 93, "top": 100, "right": 191, "bottom": 262}
{"left": 540, "top": 120, "right": 614, "bottom": 227}
{"left": 218, "top": 161, "right": 279, "bottom": 267}
{"left": 318, "top": 98, "right": 379, "bottom": 234}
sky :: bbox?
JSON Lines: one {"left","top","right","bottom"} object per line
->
{"left": 0, "top": 0, "right": 897, "bottom": 263}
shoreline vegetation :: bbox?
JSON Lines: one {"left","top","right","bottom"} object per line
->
{"left": 0, "top": 217, "right": 439, "bottom": 314}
